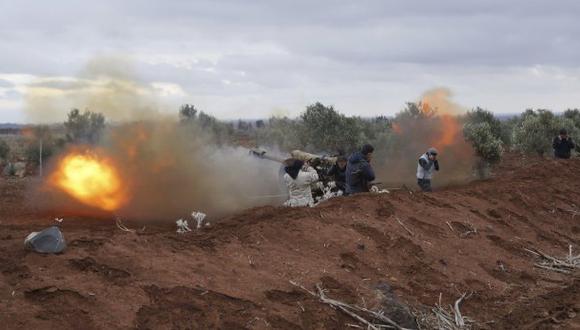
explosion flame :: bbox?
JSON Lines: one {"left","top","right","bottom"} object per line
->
{"left": 49, "top": 151, "right": 127, "bottom": 211}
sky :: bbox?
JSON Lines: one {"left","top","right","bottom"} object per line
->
{"left": 1, "top": 0, "right": 580, "bottom": 123}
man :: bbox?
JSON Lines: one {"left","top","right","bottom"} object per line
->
{"left": 553, "top": 129, "right": 575, "bottom": 159}
{"left": 345, "top": 144, "right": 375, "bottom": 195}
{"left": 417, "top": 147, "right": 439, "bottom": 192}
{"left": 326, "top": 155, "right": 347, "bottom": 193}
{"left": 283, "top": 159, "right": 319, "bottom": 207}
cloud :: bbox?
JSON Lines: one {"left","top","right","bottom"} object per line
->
{"left": 1, "top": 1, "right": 580, "bottom": 122}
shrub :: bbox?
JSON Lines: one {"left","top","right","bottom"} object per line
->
{"left": 64, "top": 109, "right": 106, "bottom": 144}
{"left": 0, "top": 139, "right": 9, "bottom": 160}
{"left": 464, "top": 122, "right": 503, "bottom": 178}
{"left": 512, "top": 110, "right": 578, "bottom": 156}
{"left": 465, "top": 107, "right": 502, "bottom": 139}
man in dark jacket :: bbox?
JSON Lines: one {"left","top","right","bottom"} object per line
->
{"left": 327, "top": 155, "right": 347, "bottom": 192}
{"left": 345, "top": 144, "right": 375, "bottom": 195}
{"left": 553, "top": 129, "right": 575, "bottom": 159}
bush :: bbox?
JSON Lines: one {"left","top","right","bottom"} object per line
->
{"left": 255, "top": 116, "right": 304, "bottom": 151}
{"left": 23, "top": 125, "right": 61, "bottom": 164}
{"left": 465, "top": 107, "right": 502, "bottom": 139}
{"left": 0, "top": 139, "right": 9, "bottom": 160}
{"left": 464, "top": 122, "right": 503, "bottom": 178}
{"left": 299, "top": 102, "right": 364, "bottom": 153}
{"left": 25, "top": 140, "right": 54, "bottom": 163}
{"left": 65, "top": 109, "right": 106, "bottom": 144}
{"left": 512, "top": 109, "right": 578, "bottom": 156}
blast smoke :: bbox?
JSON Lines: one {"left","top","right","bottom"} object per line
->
{"left": 374, "top": 88, "right": 475, "bottom": 188}
{"left": 24, "top": 56, "right": 161, "bottom": 123}
{"left": 31, "top": 57, "right": 284, "bottom": 219}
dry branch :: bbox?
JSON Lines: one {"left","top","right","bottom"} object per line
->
{"left": 525, "top": 246, "right": 579, "bottom": 274}
{"left": 393, "top": 216, "right": 414, "bottom": 236}
{"left": 289, "top": 281, "right": 413, "bottom": 330}
{"left": 115, "top": 217, "right": 136, "bottom": 233}
{"left": 415, "top": 293, "right": 475, "bottom": 330}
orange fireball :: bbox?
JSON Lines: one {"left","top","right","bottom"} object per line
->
{"left": 50, "top": 151, "right": 126, "bottom": 211}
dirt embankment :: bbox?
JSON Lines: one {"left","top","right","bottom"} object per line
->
{"left": 0, "top": 153, "right": 579, "bottom": 329}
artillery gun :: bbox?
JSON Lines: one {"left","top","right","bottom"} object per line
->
{"left": 249, "top": 147, "right": 341, "bottom": 198}
{"left": 249, "top": 147, "right": 390, "bottom": 199}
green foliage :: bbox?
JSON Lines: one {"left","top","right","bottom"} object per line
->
{"left": 255, "top": 116, "right": 304, "bottom": 151}
{"left": 0, "top": 139, "right": 9, "bottom": 160}
{"left": 25, "top": 140, "right": 54, "bottom": 163}
{"left": 465, "top": 107, "right": 502, "bottom": 139}
{"left": 253, "top": 103, "right": 390, "bottom": 155}
{"left": 300, "top": 102, "right": 356, "bottom": 152}
{"left": 464, "top": 122, "right": 503, "bottom": 163}
{"left": 463, "top": 108, "right": 504, "bottom": 176}
{"left": 512, "top": 109, "right": 578, "bottom": 156}
{"left": 499, "top": 117, "right": 519, "bottom": 147}
{"left": 23, "top": 125, "right": 62, "bottom": 163}
{"left": 563, "top": 109, "right": 580, "bottom": 128}
{"left": 64, "top": 109, "right": 106, "bottom": 144}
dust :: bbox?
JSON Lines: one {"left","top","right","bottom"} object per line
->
{"left": 375, "top": 88, "right": 475, "bottom": 188}
{"left": 31, "top": 57, "right": 284, "bottom": 219}
{"left": 23, "top": 55, "right": 160, "bottom": 123}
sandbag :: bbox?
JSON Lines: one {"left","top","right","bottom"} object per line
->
{"left": 24, "top": 226, "right": 66, "bottom": 254}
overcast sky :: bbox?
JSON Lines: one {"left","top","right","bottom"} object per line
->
{"left": 1, "top": 0, "right": 580, "bottom": 123}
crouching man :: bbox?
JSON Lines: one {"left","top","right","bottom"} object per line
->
{"left": 417, "top": 147, "right": 439, "bottom": 192}
{"left": 345, "top": 144, "right": 375, "bottom": 195}
{"left": 283, "top": 159, "right": 319, "bottom": 207}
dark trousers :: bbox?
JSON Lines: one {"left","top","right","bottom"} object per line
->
{"left": 417, "top": 179, "right": 432, "bottom": 192}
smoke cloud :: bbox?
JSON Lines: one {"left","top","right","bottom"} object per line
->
{"left": 31, "top": 57, "right": 284, "bottom": 220}
{"left": 23, "top": 56, "right": 163, "bottom": 123}
{"left": 374, "top": 88, "right": 475, "bottom": 188}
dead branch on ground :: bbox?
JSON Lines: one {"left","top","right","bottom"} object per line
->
{"left": 414, "top": 293, "right": 475, "bottom": 330}
{"left": 393, "top": 216, "right": 414, "bottom": 236}
{"left": 289, "top": 281, "right": 413, "bottom": 330}
{"left": 525, "top": 245, "right": 579, "bottom": 274}
{"left": 115, "top": 217, "right": 137, "bottom": 233}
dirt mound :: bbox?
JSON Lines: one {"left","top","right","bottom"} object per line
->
{"left": 0, "top": 153, "right": 579, "bottom": 329}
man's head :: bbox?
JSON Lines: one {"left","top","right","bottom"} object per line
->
{"left": 560, "top": 128, "right": 568, "bottom": 139}
{"left": 361, "top": 144, "right": 374, "bottom": 161}
{"left": 337, "top": 156, "right": 347, "bottom": 169}
{"left": 427, "top": 147, "right": 438, "bottom": 160}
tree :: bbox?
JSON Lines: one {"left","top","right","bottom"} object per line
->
{"left": 394, "top": 102, "right": 436, "bottom": 122}
{"left": 23, "top": 125, "right": 61, "bottom": 176}
{"left": 512, "top": 109, "right": 578, "bottom": 156}
{"left": 300, "top": 102, "right": 363, "bottom": 153}
{"left": 0, "top": 139, "right": 9, "bottom": 160}
{"left": 465, "top": 107, "right": 502, "bottom": 139}
{"left": 255, "top": 120, "right": 265, "bottom": 129}
{"left": 179, "top": 104, "right": 198, "bottom": 123}
{"left": 464, "top": 122, "right": 503, "bottom": 178}
{"left": 64, "top": 109, "right": 105, "bottom": 144}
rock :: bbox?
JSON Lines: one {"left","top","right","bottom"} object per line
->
{"left": 375, "top": 282, "right": 418, "bottom": 329}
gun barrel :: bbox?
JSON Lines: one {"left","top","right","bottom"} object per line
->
{"left": 248, "top": 148, "right": 286, "bottom": 163}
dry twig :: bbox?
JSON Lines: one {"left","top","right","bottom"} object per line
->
{"left": 289, "top": 280, "right": 412, "bottom": 330}
{"left": 525, "top": 245, "right": 579, "bottom": 274}
{"left": 393, "top": 216, "right": 414, "bottom": 236}
{"left": 115, "top": 217, "right": 136, "bottom": 233}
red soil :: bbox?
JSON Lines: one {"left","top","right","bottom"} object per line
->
{"left": 0, "top": 153, "right": 578, "bottom": 329}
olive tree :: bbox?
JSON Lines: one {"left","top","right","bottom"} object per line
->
{"left": 513, "top": 109, "right": 578, "bottom": 156}
{"left": 64, "top": 109, "right": 106, "bottom": 144}
{"left": 0, "top": 139, "right": 9, "bottom": 160}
